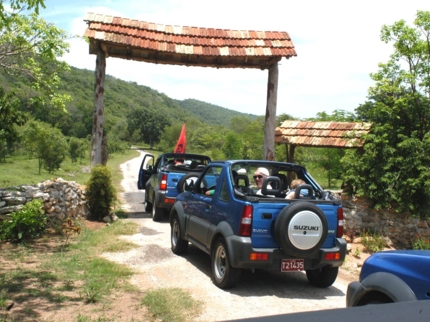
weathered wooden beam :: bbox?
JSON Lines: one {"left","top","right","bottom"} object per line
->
{"left": 90, "top": 47, "right": 106, "bottom": 167}
{"left": 263, "top": 62, "right": 278, "bottom": 161}
{"left": 287, "top": 144, "right": 296, "bottom": 184}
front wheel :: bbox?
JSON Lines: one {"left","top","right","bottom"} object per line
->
{"left": 171, "top": 216, "right": 188, "bottom": 254}
{"left": 211, "top": 238, "right": 241, "bottom": 289}
{"left": 306, "top": 266, "right": 339, "bottom": 288}
{"left": 358, "top": 293, "right": 394, "bottom": 306}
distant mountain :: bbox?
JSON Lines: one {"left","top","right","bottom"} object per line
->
{"left": 176, "top": 99, "right": 258, "bottom": 126}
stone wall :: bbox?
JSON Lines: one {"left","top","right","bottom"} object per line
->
{"left": 0, "top": 178, "right": 88, "bottom": 223}
{"left": 341, "top": 194, "right": 430, "bottom": 248}
{"left": 1, "top": 180, "right": 429, "bottom": 248}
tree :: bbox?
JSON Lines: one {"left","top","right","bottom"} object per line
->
{"left": 69, "top": 137, "right": 87, "bottom": 163}
{"left": 342, "top": 11, "right": 430, "bottom": 218}
{"left": 22, "top": 120, "right": 68, "bottom": 173}
{"left": 222, "top": 132, "right": 242, "bottom": 159}
{"left": 0, "top": 0, "right": 72, "bottom": 110}
{"left": 303, "top": 109, "right": 356, "bottom": 188}
{"left": 0, "top": 86, "right": 27, "bottom": 160}
{"left": 126, "top": 107, "right": 171, "bottom": 148}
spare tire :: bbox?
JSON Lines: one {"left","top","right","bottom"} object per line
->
{"left": 274, "top": 201, "right": 328, "bottom": 257}
{"left": 177, "top": 172, "right": 202, "bottom": 193}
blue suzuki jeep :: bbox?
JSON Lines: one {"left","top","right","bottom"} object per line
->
{"left": 169, "top": 160, "right": 346, "bottom": 289}
{"left": 347, "top": 250, "right": 430, "bottom": 306}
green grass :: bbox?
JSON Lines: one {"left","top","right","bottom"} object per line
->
{"left": 1, "top": 147, "right": 205, "bottom": 321}
{"left": 0, "top": 220, "right": 140, "bottom": 309}
{"left": 142, "top": 288, "right": 203, "bottom": 322}
{"left": 0, "top": 148, "right": 140, "bottom": 189}
{"left": 1, "top": 220, "right": 205, "bottom": 321}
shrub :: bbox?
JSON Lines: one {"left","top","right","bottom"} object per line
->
{"left": 360, "top": 230, "right": 386, "bottom": 253}
{"left": 0, "top": 199, "right": 46, "bottom": 242}
{"left": 85, "top": 165, "right": 116, "bottom": 221}
{"left": 413, "top": 236, "right": 430, "bottom": 250}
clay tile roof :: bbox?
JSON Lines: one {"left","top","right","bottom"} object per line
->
{"left": 275, "top": 121, "right": 372, "bottom": 148}
{"left": 83, "top": 12, "right": 297, "bottom": 69}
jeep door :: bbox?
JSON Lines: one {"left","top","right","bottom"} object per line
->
{"left": 185, "top": 165, "right": 222, "bottom": 248}
{"left": 137, "top": 154, "right": 154, "bottom": 189}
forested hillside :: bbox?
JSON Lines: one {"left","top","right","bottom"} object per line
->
{"left": 0, "top": 66, "right": 257, "bottom": 140}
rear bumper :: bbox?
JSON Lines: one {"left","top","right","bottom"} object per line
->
{"left": 153, "top": 190, "right": 176, "bottom": 212}
{"left": 225, "top": 236, "right": 347, "bottom": 270}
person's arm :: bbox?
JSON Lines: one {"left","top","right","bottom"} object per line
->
{"left": 285, "top": 190, "right": 294, "bottom": 199}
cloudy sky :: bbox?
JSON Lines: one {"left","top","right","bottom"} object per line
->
{"left": 40, "top": 0, "right": 430, "bottom": 119}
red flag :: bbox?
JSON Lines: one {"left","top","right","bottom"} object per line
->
{"left": 174, "top": 123, "right": 186, "bottom": 153}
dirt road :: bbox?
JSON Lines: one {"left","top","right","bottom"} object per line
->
{"left": 110, "top": 150, "right": 358, "bottom": 321}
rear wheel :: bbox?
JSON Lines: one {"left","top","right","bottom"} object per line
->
{"left": 306, "top": 266, "right": 339, "bottom": 288}
{"left": 211, "top": 238, "right": 241, "bottom": 289}
{"left": 171, "top": 216, "right": 188, "bottom": 254}
{"left": 144, "top": 189, "right": 152, "bottom": 212}
{"left": 151, "top": 193, "right": 164, "bottom": 222}
{"left": 145, "top": 200, "right": 152, "bottom": 212}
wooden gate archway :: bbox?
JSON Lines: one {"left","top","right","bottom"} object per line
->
{"left": 84, "top": 13, "right": 297, "bottom": 166}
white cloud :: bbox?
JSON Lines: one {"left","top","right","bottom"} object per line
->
{"left": 42, "top": 0, "right": 430, "bottom": 118}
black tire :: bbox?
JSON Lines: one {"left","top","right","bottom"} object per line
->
{"left": 177, "top": 172, "right": 202, "bottom": 193}
{"left": 358, "top": 293, "right": 394, "bottom": 306}
{"left": 151, "top": 193, "right": 164, "bottom": 222}
{"left": 144, "top": 188, "right": 153, "bottom": 212}
{"left": 171, "top": 215, "right": 188, "bottom": 254}
{"left": 145, "top": 200, "right": 152, "bottom": 212}
{"left": 211, "top": 238, "right": 241, "bottom": 289}
{"left": 274, "top": 201, "right": 328, "bottom": 257}
{"left": 306, "top": 266, "right": 339, "bottom": 288}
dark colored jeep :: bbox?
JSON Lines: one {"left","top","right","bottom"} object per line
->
{"left": 137, "top": 152, "right": 211, "bottom": 221}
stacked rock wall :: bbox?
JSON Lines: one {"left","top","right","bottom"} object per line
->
{"left": 0, "top": 179, "right": 88, "bottom": 223}
{"left": 342, "top": 195, "right": 430, "bottom": 248}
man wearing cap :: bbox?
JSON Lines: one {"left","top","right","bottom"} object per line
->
{"left": 253, "top": 167, "right": 272, "bottom": 195}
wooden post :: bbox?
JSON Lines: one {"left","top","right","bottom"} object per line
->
{"left": 264, "top": 62, "right": 278, "bottom": 161}
{"left": 288, "top": 144, "right": 295, "bottom": 163}
{"left": 91, "top": 47, "right": 106, "bottom": 167}
{"left": 287, "top": 144, "right": 296, "bottom": 184}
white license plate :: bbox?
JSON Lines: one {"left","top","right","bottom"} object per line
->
{"left": 281, "top": 259, "right": 304, "bottom": 272}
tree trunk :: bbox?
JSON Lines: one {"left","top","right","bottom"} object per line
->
{"left": 91, "top": 48, "right": 106, "bottom": 167}
{"left": 264, "top": 63, "right": 278, "bottom": 161}
{"left": 101, "top": 135, "right": 108, "bottom": 166}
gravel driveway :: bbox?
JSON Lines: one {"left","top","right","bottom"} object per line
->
{"left": 107, "top": 150, "right": 356, "bottom": 321}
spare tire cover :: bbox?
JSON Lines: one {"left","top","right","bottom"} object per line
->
{"left": 274, "top": 201, "right": 328, "bottom": 257}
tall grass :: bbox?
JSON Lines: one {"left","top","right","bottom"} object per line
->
{"left": 0, "top": 148, "right": 140, "bottom": 189}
